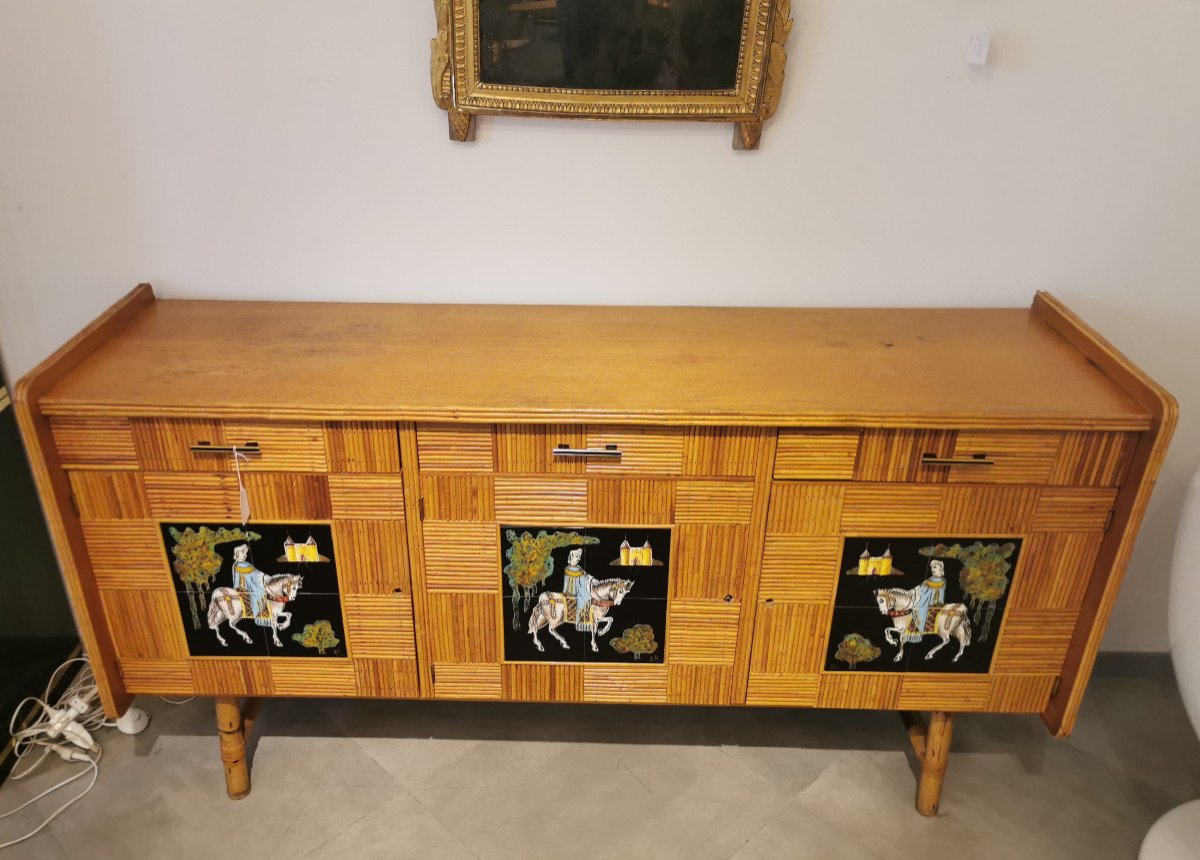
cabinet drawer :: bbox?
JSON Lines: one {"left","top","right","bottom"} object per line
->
{"left": 854, "top": 429, "right": 1061, "bottom": 484}
{"left": 853, "top": 429, "right": 1135, "bottom": 487}
{"left": 417, "top": 423, "right": 767, "bottom": 477}
{"left": 131, "top": 418, "right": 330, "bottom": 472}
{"left": 944, "top": 431, "right": 1062, "bottom": 484}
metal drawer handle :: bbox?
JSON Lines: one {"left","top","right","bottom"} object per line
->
{"left": 921, "top": 453, "right": 994, "bottom": 466}
{"left": 553, "top": 444, "right": 622, "bottom": 459}
{"left": 190, "top": 441, "right": 262, "bottom": 455}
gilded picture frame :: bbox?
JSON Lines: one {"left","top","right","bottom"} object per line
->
{"left": 431, "top": 0, "right": 794, "bottom": 149}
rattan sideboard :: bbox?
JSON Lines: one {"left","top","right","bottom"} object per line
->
{"left": 14, "top": 285, "right": 1175, "bottom": 815}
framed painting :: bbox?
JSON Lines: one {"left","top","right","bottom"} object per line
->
{"left": 431, "top": 0, "right": 795, "bottom": 149}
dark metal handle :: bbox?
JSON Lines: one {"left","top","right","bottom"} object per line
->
{"left": 921, "top": 453, "right": 995, "bottom": 466}
{"left": 189, "top": 441, "right": 262, "bottom": 455}
{"left": 553, "top": 444, "right": 622, "bottom": 459}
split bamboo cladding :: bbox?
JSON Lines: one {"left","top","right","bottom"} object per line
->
{"left": 18, "top": 288, "right": 1173, "bottom": 741}
{"left": 48, "top": 414, "right": 425, "bottom": 703}
{"left": 411, "top": 421, "right": 775, "bottom": 705}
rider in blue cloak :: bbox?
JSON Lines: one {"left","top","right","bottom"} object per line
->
{"left": 562, "top": 547, "right": 594, "bottom": 632}
{"left": 231, "top": 543, "right": 271, "bottom": 627}
{"left": 910, "top": 558, "right": 948, "bottom": 640}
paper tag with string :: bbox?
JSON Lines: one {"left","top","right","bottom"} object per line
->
{"left": 232, "top": 446, "right": 251, "bottom": 525}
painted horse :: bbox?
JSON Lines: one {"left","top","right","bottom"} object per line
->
{"left": 873, "top": 587, "right": 972, "bottom": 663}
{"left": 529, "top": 578, "right": 633, "bottom": 653}
{"left": 207, "top": 573, "right": 303, "bottom": 648}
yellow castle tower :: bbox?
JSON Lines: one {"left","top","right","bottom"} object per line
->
{"left": 856, "top": 545, "right": 894, "bottom": 575}
{"left": 284, "top": 535, "right": 298, "bottom": 562}
{"left": 304, "top": 535, "right": 319, "bottom": 562}
{"left": 620, "top": 539, "right": 631, "bottom": 565}
{"left": 640, "top": 540, "right": 653, "bottom": 566}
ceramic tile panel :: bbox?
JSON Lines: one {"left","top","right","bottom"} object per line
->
{"left": 823, "top": 536, "right": 1023, "bottom": 676}
{"left": 159, "top": 522, "right": 347, "bottom": 660}
{"left": 500, "top": 525, "right": 670, "bottom": 665}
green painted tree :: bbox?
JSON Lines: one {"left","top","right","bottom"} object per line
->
{"left": 919, "top": 542, "right": 1017, "bottom": 641}
{"left": 610, "top": 624, "right": 659, "bottom": 660}
{"left": 168, "top": 526, "right": 261, "bottom": 629}
{"left": 502, "top": 529, "right": 599, "bottom": 629}
{"left": 835, "top": 633, "right": 881, "bottom": 670}
{"left": 292, "top": 620, "right": 340, "bottom": 655}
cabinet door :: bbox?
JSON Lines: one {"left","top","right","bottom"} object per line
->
{"left": 65, "top": 418, "right": 418, "bottom": 700}
{"left": 415, "top": 423, "right": 772, "bottom": 705}
{"left": 748, "top": 480, "right": 1113, "bottom": 713}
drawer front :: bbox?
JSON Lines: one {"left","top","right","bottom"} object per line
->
{"left": 415, "top": 423, "right": 769, "bottom": 478}
{"left": 110, "top": 418, "right": 403, "bottom": 474}
{"left": 415, "top": 425, "right": 775, "bottom": 705}
{"left": 848, "top": 429, "right": 1137, "bottom": 487}
{"left": 61, "top": 416, "right": 418, "bottom": 700}
{"left": 746, "top": 480, "right": 1115, "bottom": 712}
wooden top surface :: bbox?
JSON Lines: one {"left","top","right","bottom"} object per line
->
{"left": 38, "top": 296, "right": 1150, "bottom": 429}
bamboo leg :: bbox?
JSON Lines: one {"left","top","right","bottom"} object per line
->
{"left": 900, "top": 710, "right": 926, "bottom": 758}
{"left": 215, "top": 697, "right": 251, "bottom": 800}
{"left": 914, "top": 711, "right": 954, "bottom": 816}
{"left": 241, "top": 696, "right": 262, "bottom": 743}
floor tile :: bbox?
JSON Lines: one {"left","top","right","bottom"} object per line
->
{"left": 303, "top": 791, "right": 479, "bottom": 859}
{"left": 730, "top": 798, "right": 885, "bottom": 860}
{"left": 0, "top": 673, "right": 1197, "bottom": 857}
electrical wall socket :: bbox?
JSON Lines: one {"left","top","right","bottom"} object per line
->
{"left": 967, "top": 30, "right": 991, "bottom": 65}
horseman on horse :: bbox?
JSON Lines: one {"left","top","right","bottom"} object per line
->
{"left": 908, "top": 559, "right": 948, "bottom": 641}
{"left": 561, "top": 548, "right": 595, "bottom": 631}
{"left": 207, "top": 544, "right": 304, "bottom": 647}
{"left": 231, "top": 543, "right": 271, "bottom": 627}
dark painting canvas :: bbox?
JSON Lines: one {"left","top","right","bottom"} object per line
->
{"left": 479, "top": 0, "right": 746, "bottom": 91}
{"left": 824, "top": 536, "right": 1023, "bottom": 674}
{"left": 160, "top": 522, "right": 346, "bottom": 659}
{"left": 501, "top": 525, "right": 670, "bottom": 664}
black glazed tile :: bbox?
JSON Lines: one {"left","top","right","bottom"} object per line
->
{"left": 898, "top": 536, "right": 1023, "bottom": 675}
{"left": 265, "top": 592, "right": 347, "bottom": 659}
{"left": 832, "top": 537, "right": 935, "bottom": 609}
{"left": 173, "top": 589, "right": 270, "bottom": 658}
{"left": 825, "top": 606, "right": 909, "bottom": 673}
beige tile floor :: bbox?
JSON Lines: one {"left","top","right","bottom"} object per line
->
{"left": 1, "top": 663, "right": 1198, "bottom": 859}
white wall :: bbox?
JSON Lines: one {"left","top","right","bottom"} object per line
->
{"left": 1, "top": 0, "right": 1197, "bottom": 650}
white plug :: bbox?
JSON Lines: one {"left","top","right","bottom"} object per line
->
{"left": 47, "top": 742, "right": 93, "bottom": 763}
{"left": 60, "top": 721, "right": 95, "bottom": 751}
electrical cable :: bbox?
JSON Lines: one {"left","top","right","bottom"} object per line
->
{"left": 0, "top": 748, "right": 100, "bottom": 849}
{"left": 0, "top": 656, "right": 109, "bottom": 849}
{"left": 157, "top": 696, "right": 195, "bottom": 705}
